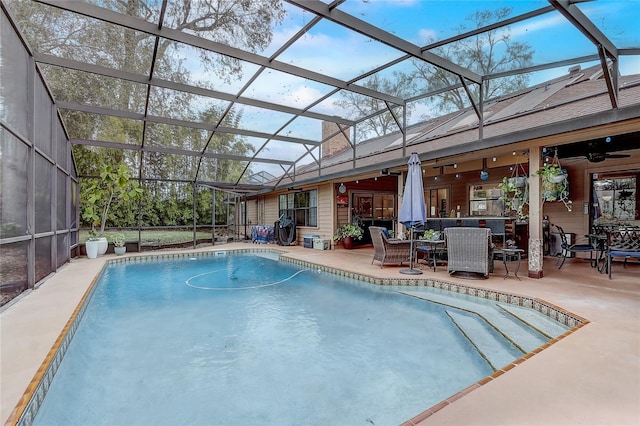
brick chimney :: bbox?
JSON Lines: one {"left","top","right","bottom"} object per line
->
{"left": 322, "top": 121, "right": 351, "bottom": 159}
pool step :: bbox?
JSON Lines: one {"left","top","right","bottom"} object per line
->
{"left": 400, "top": 290, "right": 562, "bottom": 353}
{"left": 445, "top": 309, "right": 525, "bottom": 371}
{"left": 496, "top": 303, "right": 568, "bottom": 338}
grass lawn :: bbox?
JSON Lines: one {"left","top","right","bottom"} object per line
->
{"left": 79, "top": 230, "right": 222, "bottom": 245}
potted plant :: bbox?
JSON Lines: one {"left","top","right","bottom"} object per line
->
{"left": 420, "top": 229, "right": 441, "bottom": 241}
{"left": 536, "top": 163, "right": 572, "bottom": 210}
{"left": 509, "top": 176, "right": 528, "bottom": 187}
{"left": 537, "top": 163, "right": 567, "bottom": 184}
{"left": 333, "top": 223, "right": 364, "bottom": 249}
{"left": 499, "top": 176, "right": 529, "bottom": 219}
{"left": 84, "top": 229, "right": 108, "bottom": 257}
{"left": 113, "top": 233, "right": 126, "bottom": 255}
{"left": 85, "top": 231, "right": 101, "bottom": 259}
{"left": 81, "top": 163, "right": 142, "bottom": 254}
{"left": 536, "top": 163, "right": 568, "bottom": 189}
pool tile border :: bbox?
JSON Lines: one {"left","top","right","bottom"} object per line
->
{"left": 8, "top": 267, "right": 107, "bottom": 426}
{"left": 8, "top": 248, "right": 589, "bottom": 426}
{"left": 280, "top": 254, "right": 588, "bottom": 328}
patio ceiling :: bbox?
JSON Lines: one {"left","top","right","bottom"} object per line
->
{"left": 4, "top": 0, "right": 639, "bottom": 194}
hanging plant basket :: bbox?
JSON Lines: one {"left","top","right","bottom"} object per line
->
{"left": 509, "top": 176, "right": 528, "bottom": 187}
{"left": 537, "top": 150, "right": 572, "bottom": 211}
{"left": 550, "top": 172, "right": 568, "bottom": 184}
{"left": 499, "top": 156, "right": 529, "bottom": 219}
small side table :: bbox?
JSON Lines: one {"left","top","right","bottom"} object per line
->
{"left": 416, "top": 240, "right": 446, "bottom": 272}
{"left": 500, "top": 248, "right": 525, "bottom": 280}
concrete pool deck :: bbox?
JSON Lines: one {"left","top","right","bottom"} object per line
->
{"left": 1, "top": 242, "right": 639, "bottom": 425}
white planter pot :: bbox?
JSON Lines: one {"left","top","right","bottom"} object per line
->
{"left": 97, "top": 237, "right": 108, "bottom": 256}
{"left": 509, "top": 176, "right": 528, "bottom": 188}
{"left": 550, "top": 173, "right": 567, "bottom": 183}
{"left": 114, "top": 246, "right": 126, "bottom": 255}
{"left": 86, "top": 240, "right": 100, "bottom": 259}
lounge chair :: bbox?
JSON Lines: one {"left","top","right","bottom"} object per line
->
{"left": 370, "top": 226, "right": 421, "bottom": 268}
{"left": 445, "top": 227, "right": 494, "bottom": 278}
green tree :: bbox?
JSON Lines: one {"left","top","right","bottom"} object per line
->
{"left": 333, "top": 73, "right": 416, "bottom": 142}
{"left": 81, "top": 164, "right": 143, "bottom": 233}
{"left": 413, "top": 7, "right": 534, "bottom": 113}
{"left": 7, "top": 0, "right": 284, "bottom": 229}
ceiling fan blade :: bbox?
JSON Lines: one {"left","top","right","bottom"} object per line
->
{"left": 586, "top": 151, "right": 631, "bottom": 162}
{"left": 586, "top": 152, "right": 606, "bottom": 162}
{"left": 606, "top": 153, "right": 631, "bottom": 158}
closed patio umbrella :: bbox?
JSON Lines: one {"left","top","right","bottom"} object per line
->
{"left": 399, "top": 152, "right": 427, "bottom": 275}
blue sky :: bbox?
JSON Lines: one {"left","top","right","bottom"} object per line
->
{"left": 242, "top": 1, "right": 639, "bottom": 122}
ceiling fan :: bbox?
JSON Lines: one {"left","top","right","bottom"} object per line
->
{"left": 585, "top": 142, "right": 631, "bottom": 162}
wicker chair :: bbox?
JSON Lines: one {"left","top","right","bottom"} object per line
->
{"left": 445, "top": 227, "right": 494, "bottom": 277}
{"left": 370, "top": 226, "right": 421, "bottom": 268}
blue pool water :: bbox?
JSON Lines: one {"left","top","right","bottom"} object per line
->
{"left": 32, "top": 252, "right": 566, "bottom": 425}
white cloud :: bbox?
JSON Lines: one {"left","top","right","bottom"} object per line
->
{"left": 280, "top": 85, "right": 327, "bottom": 109}
{"left": 418, "top": 28, "right": 438, "bottom": 45}
{"left": 508, "top": 13, "right": 567, "bottom": 40}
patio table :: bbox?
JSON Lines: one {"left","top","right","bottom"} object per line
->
{"left": 498, "top": 248, "right": 525, "bottom": 280}
{"left": 416, "top": 240, "right": 446, "bottom": 272}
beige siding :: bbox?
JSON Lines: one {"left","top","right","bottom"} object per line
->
{"left": 297, "top": 183, "right": 334, "bottom": 247}
{"left": 316, "top": 182, "right": 335, "bottom": 243}
{"left": 260, "top": 183, "right": 336, "bottom": 248}
{"left": 336, "top": 205, "right": 349, "bottom": 227}
{"left": 263, "top": 196, "right": 279, "bottom": 225}
{"left": 246, "top": 199, "right": 259, "bottom": 227}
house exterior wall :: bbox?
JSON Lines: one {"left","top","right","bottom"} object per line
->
{"left": 258, "top": 182, "right": 335, "bottom": 248}
{"left": 263, "top": 195, "right": 279, "bottom": 226}
{"left": 245, "top": 198, "right": 259, "bottom": 229}
{"left": 295, "top": 183, "right": 334, "bottom": 247}
{"left": 543, "top": 161, "right": 585, "bottom": 236}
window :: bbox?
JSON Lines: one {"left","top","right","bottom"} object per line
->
{"left": 427, "top": 187, "right": 449, "bottom": 218}
{"left": 593, "top": 174, "right": 638, "bottom": 223}
{"left": 469, "top": 184, "right": 505, "bottom": 217}
{"left": 279, "top": 189, "right": 317, "bottom": 227}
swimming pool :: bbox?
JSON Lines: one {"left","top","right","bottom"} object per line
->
{"left": 23, "top": 251, "right": 575, "bottom": 425}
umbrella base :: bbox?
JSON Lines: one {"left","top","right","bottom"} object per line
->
{"left": 399, "top": 268, "right": 423, "bottom": 275}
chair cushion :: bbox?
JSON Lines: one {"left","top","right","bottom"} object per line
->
{"left": 381, "top": 228, "right": 389, "bottom": 238}
{"left": 569, "top": 244, "right": 594, "bottom": 252}
{"left": 609, "top": 250, "right": 640, "bottom": 258}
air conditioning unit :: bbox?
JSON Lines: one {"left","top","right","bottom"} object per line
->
{"left": 313, "top": 239, "right": 330, "bottom": 250}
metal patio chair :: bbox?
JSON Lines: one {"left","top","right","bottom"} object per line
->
{"left": 552, "top": 224, "right": 597, "bottom": 269}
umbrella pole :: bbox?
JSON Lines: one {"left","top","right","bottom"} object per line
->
{"left": 400, "top": 225, "right": 422, "bottom": 275}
